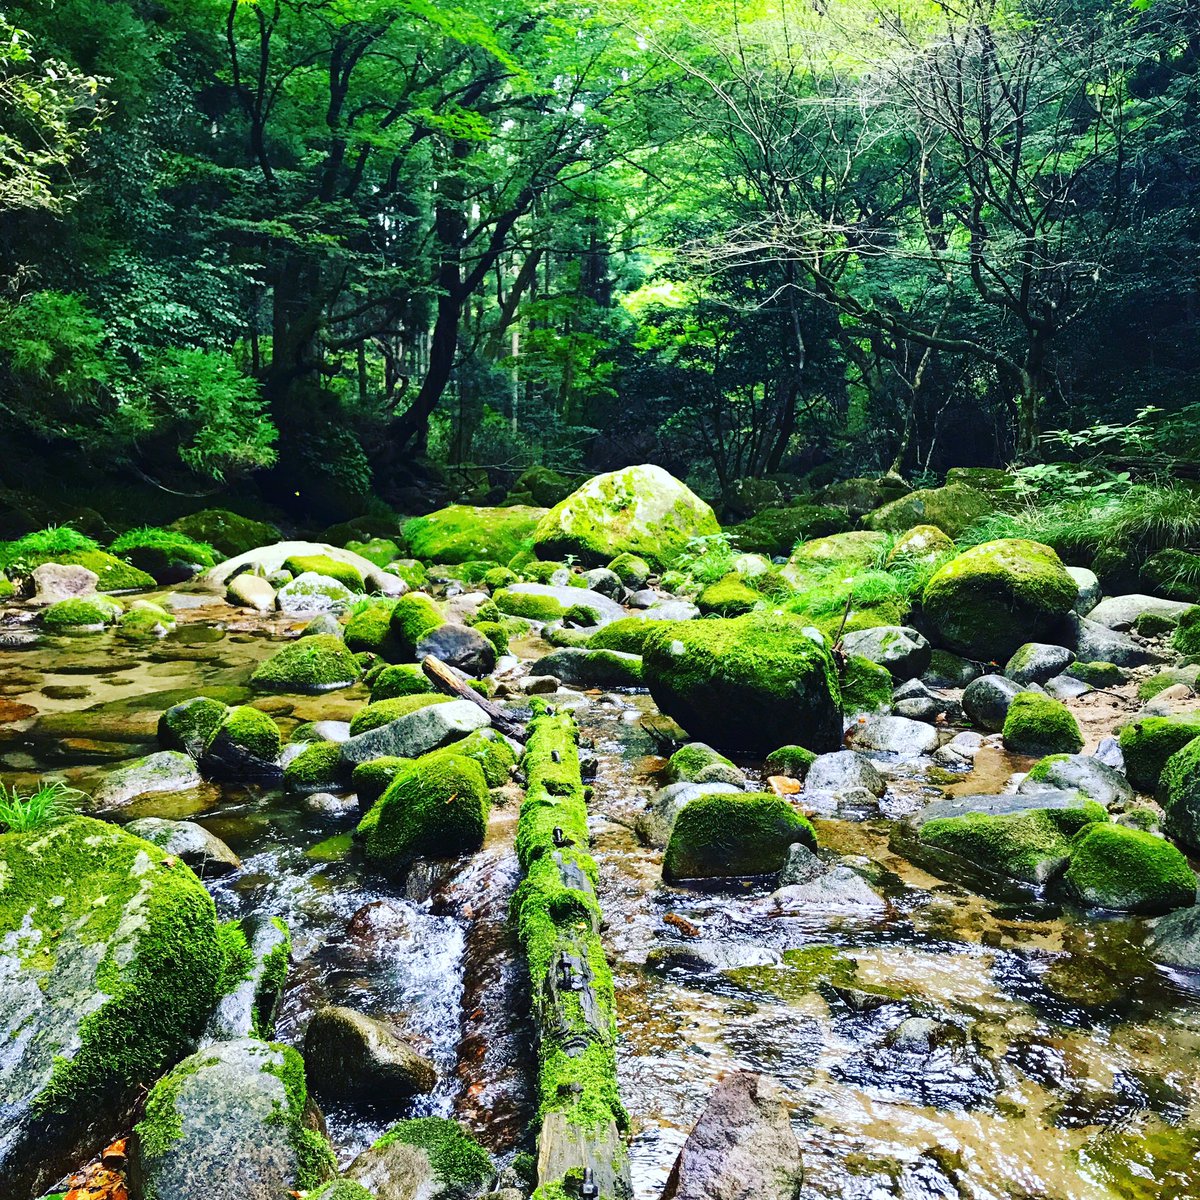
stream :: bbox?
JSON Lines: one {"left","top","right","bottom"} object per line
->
{"left": 2, "top": 590, "right": 1200, "bottom": 1199}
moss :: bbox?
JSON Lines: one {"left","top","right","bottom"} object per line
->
{"left": 607, "top": 552, "right": 651, "bottom": 586}
{"left": 158, "top": 696, "right": 228, "bottom": 755}
{"left": 726, "top": 945, "right": 861, "bottom": 1001}
{"left": 349, "top": 693, "right": 451, "bottom": 735}
{"left": 1064, "top": 822, "right": 1196, "bottom": 913}
{"left": 169, "top": 508, "right": 279, "bottom": 557}
{"left": 261, "top": 1042, "right": 337, "bottom": 1187}
{"left": 1173, "top": 606, "right": 1200, "bottom": 657}
{"left": 283, "top": 740, "right": 344, "bottom": 790}
{"left": 922, "top": 538, "right": 1078, "bottom": 660}
{"left": 344, "top": 600, "right": 403, "bottom": 659}
{"left": 403, "top": 504, "right": 545, "bottom": 565}
{"left": 664, "top": 743, "right": 736, "bottom": 784}
{"left": 251, "top": 634, "right": 362, "bottom": 693}
{"left": 0, "top": 817, "right": 225, "bottom": 1120}
{"left": 217, "top": 920, "right": 256, "bottom": 995}
{"left": 1067, "top": 661, "right": 1125, "bottom": 687}
{"left": 344, "top": 536, "right": 402, "bottom": 567}
{"left": 492, "top": 587, "right": 567, "bottom": 622}
{"left": 309, "top": 1182, "right": 376, "bottom": 1200}
{"left": 515, "top": 710, "right": 588, "bottom": 870}
{"left": 54, "top": 549, "right": 157, "bottom": 591}
{"left": 42, "top": 596, "right": 122, "bottom": 631}
{"left": 663, "top": 792, "right": 817, "bottom": 880}
{"left": 117, "top": 605, "right": 175, "bottom": 640}
{"left": 920, "top": 803, "right": 1106, "bottom": 885}
{"left": 841, "top": 654, "right": 894, "bottom": 714}
{"left": 352, "top": 756, "right": 411, "bottom": 806}
{"left": 221, "top": 704, "right": 283, "bottom": 761}
{"left": 257, "top": 917, "right": 291, "bottom": 1037}
{"left": 764, "top": 744, "right": 817, "bottom": 780}
{"left": 133, "top": 1050, "right": 217, "bottom": 1164}
{"left": 369, "top": 662, "right": 435, "bottom": 701}
{"left": 697, "top": 573, "right": 761, "bottom": 617}
{"left": 730, "top": 504, "right": 849, "bottom": 558}
{"left": 1139, "top": 671, "right": 1189, "bottom": 701}
{"left": 108, "top": 527, "right": 217, "bottom": 575}
{"left": 642, "top": 613, "right": 842, "bottom": 755}
{"left": 386, "top": 560, "right": 429, "bottom": 590}
{"left": 1118, "top": 715, "right": 1200, "bottom": 792}
{"left": 1134, "top": 610, "right": 1179, "bottom": 638}
{"left": 388, "top": 592, "right": 445, "bottom": 655}
{"left": 472, "top": 620, "right": 509, "bottom": 656}
{"left": 518, "top": 559, "right": 566, "bottom": 583}
{"left": 1002, "top": 692, "right": 1084, "bottom": 756}
{"left": 783, "top": 530, "right": 889, "bottom": 589}
{"left": 0, "top": 525, "right": 100, "bottom": 570}
{"left": 282, "top": 554, "right": 363, "bottom": 591}
{"left": 372, "top": 1118, "right": 492, "bottom": 1197}
{"left": 358, "top": 754, "right": 490, "bottom": 867}
{"left": 562, "top": 602, "right": 601, "bottom": 627}
{"left": 1161, "top": 735, "right": 1200, "bottom": 851}
{"left": 862, "top": 483, "right": 994, "bottom": 538}
{"left": 886, "top": 524, "right": 956, "bottom": 566}
{"left": 588, "top": 616, "right": 672, "bottom": 655}
{"left": 483, "top": 565, "right": 519, "bottom": 590}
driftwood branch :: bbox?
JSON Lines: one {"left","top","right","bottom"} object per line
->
{"left": 421, "top": 655, "right": 528, "bottom": 742}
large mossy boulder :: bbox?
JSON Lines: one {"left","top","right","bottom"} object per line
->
{"left": 0, "top": 817, "right": 226, "bottom": 1195}
{"left": 781, "top": 530, "right": 889, "bottom": 590}
{"left": 922, "top": 539, "right": 1077, "bottom": 660}
{"left": 1001, "top": 692, "right": 1084, "bottom": 757}
{"left": 1064, "top": 823, "right": 1196, "bottom": 913}
{"left": 642, "top": 614, "right": 842, "bottom": 755}
{"left": 506, "top": 465, "right": 575, "bottom": 507}
{"left": 820, "top": 476, "right": 911, "bottom": 518}
{"left": 169, "top": 509, "right": 281, "bottom": 558}
{"left": 1118, "top": 714, "right": 1200, "bottom": 793}
{"left": 663, "top": 792, "right": 816, "bottom": 880}
{"left": 730, "top": 504, "right": 849, "bottom": 558}
{"left": 108, "top": 528, "right": 217, "bottom": 583}
{"left": 403, "top": 504, "right": 546, "bottom": 565}
{"left": 345, "top": 1117, "right": 492, "bottom": 1200}
{"left": 532, "top": 464, "right": 720, "bottom": 569}
{"left": 1162, "top": 736, "right": 1200, "bottom": 852}
{"left": 861, "top": 483, "right": 994, "bottom": 538}
{"left": 357, "top": 752, "right": 491, "bottom": 869}
{"left": 250, "top": 634, "right": 362, "bottom": 693}
{"left": 130, "top": 1038, "right": 334, "bottom": 1200}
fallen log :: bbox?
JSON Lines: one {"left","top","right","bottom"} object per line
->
{"left": 421, "top": 654, "right": 528, "bottom": 742}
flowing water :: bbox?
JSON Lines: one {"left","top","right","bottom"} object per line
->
{"left": 3, "top": 593, "right": 1200, "bottom": 1198}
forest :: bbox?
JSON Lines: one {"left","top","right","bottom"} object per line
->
{"left": 3, "top": 2, "right": 1200, "bottom": 1200}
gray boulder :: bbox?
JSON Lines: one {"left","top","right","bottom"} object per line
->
{"left": 528, "top": 647, "right": 644, "bottom": 688}
{"left": 771, "top": 864, "right": 886, "bottom": 914}
{"left": 340, "top": 699, "right": 491, "bottom": 766}
{"left": 640, "top": 782, "right": 741, "bottom": 847}
{"left": 1065, "top": 613, "right": 1160, "bottom": 668}
{"left": 416, "top": 622, "right": 496, "bottom": 677}
{"left": 806, "top": 750, "right": 885, "bottom": 797}
{"left": 1017, "top": 753, "right": 1133, "bottom": 807}
{"left": 30, "top": 563, "right": 98, "bottom": 606}
{"left": 1004, "top": 642, "right": 1076, "bottom": 687}
{"left": 124, "top": 817, "right": 240, "bottom": 879}
{"left": 92, "top": 750, "right": 203, "bottom": 809}
{"left": 129, "top": 1038, "right": 333, "bottom": 1199}
{"left": 1147, "top": 906, "right": 1200, "bottom": 971}
{"left": 304, "top": 1007, "right": 437, "bottom": 1107}
{"left": 1086, "top": 594, "right": 1193, "bottom": 631}
{"left": 776, "top": 841, "right": 824, "bottom": 886}
{"left": 583, "top": 567, "right": 624, "bottom": 598}
{"left": 1067, "top": 566, "right": 1102, "bottom": 616}
{"left": 962, "top": 674, "right": 1025, "bottom": 732}
{"left": 843, "top": 625, "right": 931, "bottom": 680}
{"left": 848, "top": 714, "right": 939, "bottom": 756}
{"left": 922, "top": 650, "right": 981, "bottom": 688}
{"left": 661, "top": 1071, "right": 804, "bottom": 1200}
{"left": 227, "top": 573, "right": 276, "bottom": 613}
{"left": 301, "top": 613, "right": 343, "bottom": 638}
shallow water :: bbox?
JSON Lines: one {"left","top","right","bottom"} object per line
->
{"left": 3, "top": 598, "right": 1200, "bottom": 1198}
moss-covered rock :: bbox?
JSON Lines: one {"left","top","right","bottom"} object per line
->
{"left": 344, "top": 537, "right": 403, "bottom": 568}
{"left": 284, "top": 740, "right": 346, "bottom": 792}
{"left": 642, "top": 613, "right": 842, "bottom": 755}
{"left": 42, "top": 595, "right": 123, "bottom": 632}
{"left": 1118, "top": 714, "right": 1200, "bottom": 793}
{"left": 1173, "top": 606, "right": 1200, "bottom": 657}
{"left": 861, "top": 483, "right": 994, "bottom": 538}
{"left": 201, "top": 705, "right": 282, "bottom": 780}
{"left": 131, "top": 1037, "right": 334, "bottom": 1200}
{"left": 357, "top": 753, "right": 490, "bottom": 869}
{"left": 527, "top": 647, "right": 644, "bottom": 688}
{"left": 730, "top": 504, "right": 849, "bottom": 558}
{"left": 607, "top": 552, "right": 652, "bottom": 587}
{"left": 841, "top": 654, "right": 894, "bottom": 714}
{"left": 251, "top": 634, "right": 362, "bottom": 693}
{"left": 533, "top": 464, "right": 720, "bottom": 569}
{"left": 108, "top": 527, "right": 216, "bottom": 581}
{"left": 386, "top": 559, "right": 429, "bottom": 590}
{"left": 472, "top": 620, "right": 509, "bottom": 657}
{"left": 886, "top": 523, "right": 956, "bottom": 566}
{"left": 663, "top": 742, "right": 737, "bottom": 784}
{"left": 519, "top": 558, "right": 569, "bottom": 584}
{"left": 697, "top": 573, "right": 762, "bottom": 616}
{"left": 352, "top": 756, "right": 410, "bottom": 807}
{"left": 482, "top": 565, "right": 519, "bottom": 591}
{"left": 764, "top": 744, "right": 817, "bottom": 780}
{"left": 1067, "top": 661, "right": 1125, "bottom": 688}
{"left": 922, "top": 539, "right": 1077, "bottom": 660}
{"left": 349, "top": 694, "right": 451, "bottom": 736}
{"left": 403, "top": 504, "right": 546, "bottom": 565}
{"left": 508, "top": 464, "right": 576, "bottom": 507}
{"left": 1161, "top": 736, "right": 1200, "bottom": 852}
{"left": 169, "top": 509, "right": 280, "bottom": 558}
{"left": 344, "top": 600, "right": 403, "bottom": 660}
{"left": 0, "top": 817, "right": 226, "bottom": 1195}
{"left": 917, "top": 801, "right": 1106, "bottom": 885}
{"left": 388, "top": 592, "right": 446, "bottom": 656}
{"left": 663, "top": 792, "right": 816, "bottom": 880}
{"left": 588, "top": 615, "right": 673, "bottom": 655}
{"left": 1001, "top": 692, "right": 1083, "bottom": 756}
{"left": 1064, "top": 823, "right": 1196, "bottom": 913}
{"left": 355, "top": 1118, "right": 492, "bottom": 1200}
{"left": 369, "top": 663, "right": 435, "bottom": 701}
{"left": 493, "top": 587, "right": 566, "bottom": 622}
{"left": 7, "top": 545, "right": 155, "bottom": 591}
{"left": 116, "top": 602, "right": 176, "bottom": 640}
{"left": 159, "top": 696, "right": 230, "bottom": 757}
{"left": 282, "top": 554, "right": 363, "bottom": 592}
{"left": 820, "top": 475, "right": 912, "bottom": 518}
{"left": 782, "top": 530, "right": 889, "bottom": 590}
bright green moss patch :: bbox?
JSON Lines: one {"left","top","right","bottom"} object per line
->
{"left": 251, "top": 634, "right": 362, "bottom": 693}
{"left": 309, "top": 1182, "right": 376, "bottom": 1200}
{"left": 841, "top": 654, "right": 893, "bottom": 714}
{"left": 764, "top": 744, "right": 817, "bottom": 779}
{"left": 42, "top": 596, "right": 122, "bottom": 631}
{"left": 158, "top": 696, "right": 228, "bottom": 755}
{"left": 369, "top": 662, "right": 435, "bottom": 701}
{"left": 920, "top": 803, "right": 1106, "bottom": 885}
{"left": 283, "top": 740, "right": 344, "bottom": 791}
{"left": 473, "top": 619, "right": 510, "bottom": 656}
{"left": 493, "top": 587, "right": 567, "bottom": 622}
{"left": 388, "top": 592, "right": 445, "bottom": 655}
{"left": 726, "top": 945, "right": 862, "bottom": 1002}
{"left": 404, "top": 504, "right": 546, "bottom": 565}
{"left": 588, "top": 616, "right": 673, "bottom": 655}
{"left": 282, "top": 554, "right": 363, "bottom": 591}
{"left": 1067, "top": 661, "right": 1125, "bottom": 688}
{"left": 731, "top": 505, "right": 849, "bottom": 558}
{"left": 372, "top": 1118, "right": 492, "bottom": 1197}
{"left": 348, "top": 693, "right": 451, "bottom": 735}
{"left": 352, "top": 756, "right": 411, "bottom": 806}
{"left": 344, "top": 599, "right": 402, "bottom": 659}
{"left": 663, "top": 792, "right": 816, "bottom": 880}
{"left": 1161, "top": 735, "right": 1200, "bottom": 852}
{"left": 607, "top": 552, "right": 651, "bottom": 586}
{"left": 663, "top": 742, "right": 735, "bottom": 784}
{"left": 117, "top": 604, "right": 175, "bottom": 640}
{"left": 1002, "top": 692, "right": 1084, "bottom": 756}
{"left": 697, "top": 573, "right": 761, "bottom": 616}
{"left": 1065, "top": 822, "right": 1196, "bottom": 913}
{"left": 109, "top": 527, "right": 216, "bottom": 575}
{"left": 484, "top": 565, "right": 519, "bottom": 590}
{"left": 1119, "top": 715, "right": 1200, "bottom": 793}
{"left": 220, "top": 705, "right": 282, "bottom": 761}
{"left": 1174, "top": 606, "right": 1200, "bottom": 657}
{"left": 344, "top": 537, "right": 402, "bottom": 567}
{"left": 261, "top": 1042, "right": 337, "bottom": 1188}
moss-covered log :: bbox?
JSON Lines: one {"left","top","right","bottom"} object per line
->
{"left": 513, "top": 704, "right": 631, "bottom": 1200}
